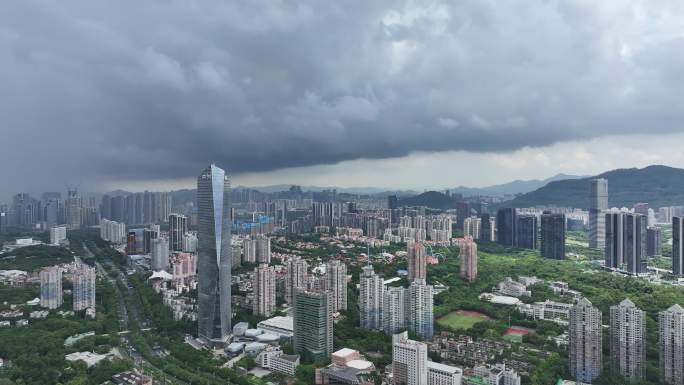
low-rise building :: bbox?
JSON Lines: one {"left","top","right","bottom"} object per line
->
{"left": 111, "top": 371, "right": 153, "bottom": 385}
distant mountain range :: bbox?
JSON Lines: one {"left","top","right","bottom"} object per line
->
{"left": 450, "top": 173, "right": 584, "bottom": 197}
{"left": 504, "top": 165, "right": 684, "bottom": 209}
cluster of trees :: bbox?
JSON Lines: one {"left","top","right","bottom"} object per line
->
{"left": 0, "top": 245, "right": 74, "bottom": 271}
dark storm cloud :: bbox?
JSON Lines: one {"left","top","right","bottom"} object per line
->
{"left": 1, "top": 0, "right": 684, "bottom": 194}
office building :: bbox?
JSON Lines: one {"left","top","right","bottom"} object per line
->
{"left": 293, "top": 290, "right": 333, "bottom": 363}
{"left": 659, "top": 304, "right": 684, "bottom": 385}
{"left": 624, "top": 213, "right": 647, "bottom": 275}
{"left": 459, "top": 236, "right": 478, "bottom": 283}
{"left": 383, "top": 286, "right": 407, "bottom": 334}
{"left": 285, "top": 257, "right": 308, "bottom": 304}
{"left": 496, "top": 208, "right": 517, "bottom": 247}
{"left": 151, "top": 238, "right": 169, "bottom": 271}
{"left": 65, "top": 189, "right": 82, "bottom": 230}
{"left": 50, "top": 225, "right": 67, "bottom": 245}
{"left": 253, "top": 264, "right": 276, "bottom": 317}
{"left": 325, "top": 260, "right": 347, "bottom": 311}
{"left": 407, "top": 280, "right": 434, "bottom": 340}
{"left": 480, "top": 213, "right": 493, "bottom": 242}
{"left": 73, "top": 264, "right": 96, "bottom": 312}
{"left": 605, "top": 212, "right": 625, "bottom": 269}
{"left": 675, "top": 217, "right": 684, "bottom": 275}
{"left": 392, "top": 331, "right": 428, "bottom": 385}
{"left": 569, "top": 298, "right": 602, "bottom": 383}
{"left": 40, "top": 267, "right": 63, "bottom": 309}
{"left": 610, "top": 299, "right": 645, "bottom": 380}
{"left": 197, "top": 164, "right": 232, "bottom": 344}
{"left": 540, "top": 211, "right": 565, "bottom": 260}
{"left": 359, "top": 265, "right": 384, "bottom": 331}
{"left": 408, "top": 242, "right": 427, "bottom": 282}
{"left": 589, "top": 178, "right": 608, "bottom": 249}
{"left": 647, "top": 226, "right": 662, "bottom": 257}
{"left": 168, "top": 213, "right": 188, "bottom": 252}
{"left": 516, "top": 215, "right": 538, "bottom": 249}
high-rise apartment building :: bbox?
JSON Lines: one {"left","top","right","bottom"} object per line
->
{"left": 408, "top": 242, "right": 427, "bottom": 282}
{"left": 383, "top": 286, "right": 407, "bottom": 334}
{"left": 459, "top": 236, "right": 478, "bottom": 283}
{"left": 407, "top": 280, "right": 434, "bottom": 340}
{"left": 516, "top": 215, "right": 538, "bottom": 249}
{"left": 293, "top": 289, "right": 333, "bottom": 363}
{"left": 197, "top": 164, "right": 232, "bottom": 344}
{"left": 168, "top": 213, "right": 188, "bottom": 252}
{"left": 40, "top": 266, "right": 63, "bottom": 309}
{"left": 660, "top": 304, "right": 684, "bottom": 385}
{"left": 325, "top": 260, "right": 347, "bottom": 312}
{"left": 463, "top": 216, "right": 481, "bottom": 240}
{"left": 253, "top": 264, "right": 276, "bottom": 317}
{"left": 496, "top": 208, "right": 517, "bottom": 247}
{"left": 151, "top": 237, "right": 169, "bottom": 271}
{"left": 610, "top": 299, "right": 645, "bottom": 381}
{"left": 569, "top": 298, "right": 602, "bottom": 383}
{"left": 589, "top": 178, "right": 608, "bottom": 249}
{"left": 285, "top": 257, "right": 308, "bottom": 304}
{"left": 255, "top": 235, "right": 271, "bottom": 264}
{"left": 674, "top": 217, "right": 684, "bottom": 276}
{"left": 359, "top": 265, "right": 384, "bottom": 331}
{"left": 540, "top": 211, "right": 565, "bottom": 260}
{"left": 73, "top": 264, "right": 97, "bottom": 311}
{"left": 392, "top": 331, "right": 428, "bottom": 385}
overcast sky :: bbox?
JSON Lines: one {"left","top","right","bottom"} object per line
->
{"left": 2, "top": 1, "right": 684, "bottom": 197}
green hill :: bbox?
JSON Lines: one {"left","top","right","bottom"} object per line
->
{"left": 504, "top": 165, "right": 684, "bottom": 209}
{"left": 398, "top": 191, "right": 458, "bottom": 209}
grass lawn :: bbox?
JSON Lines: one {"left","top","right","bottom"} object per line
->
{"left": 437, "top": 310, "right": 490, "bottom": 330}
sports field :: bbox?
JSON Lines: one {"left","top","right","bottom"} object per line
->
{"left": 437, "top": 310, "right": 490, "bottom": 330}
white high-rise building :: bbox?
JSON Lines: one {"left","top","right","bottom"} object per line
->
{"left": 40, "top": 266, "right": 63, "bottom": 309}
{"left": 589, "top": 178, "right": 608, "bottom": 249}
{"left": 151, "top": 237, "right": 169, "bottom": 271}
{"left": 243, "top": 238, "right": 257, "bottom": 263}
{"left": 359, "top": 265, "right": 384, "bottom": 330}
{"left": 73, "top": 264, "right": 96, "bottom": 312}
{"left": 660, "top": 304, "right": 684, "bottom": 385}
{"left": 384, "top": 286, "right": 407, "bottom": 334}
{"left": 407, "top": 279, "right": 434, "bottom": 340}
{"left": 569, "top": 298, "right": 602, "bottom": 383}
{"left": 99, "top": 219, "right": 126, "bottom": 244}
{"left": 285, "top": 257, "right": 308, "bottom": 304}
{"left": 392, "top": 331, "right": 428, "bottom": 385}
{"left": 463, "top": 216, "right": 481, "bottom": 240}
{"left": 326, "top": 260, "right": 347, "bottom": 312}
{"left": 182, "top": 232, "right": 198, "bottom": 253}
{"left": 610, "top": 299, "right": 645, "bottom": 380}
{"left": 253, "top": 264, "right": 276, "bottom": 317}
{"left": 50, "top": 225, "right": 67, "bottom": 245}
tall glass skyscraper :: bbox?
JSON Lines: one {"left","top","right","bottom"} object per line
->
{"left": 197, "top": 164, "right": 232, "bottom": 345}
